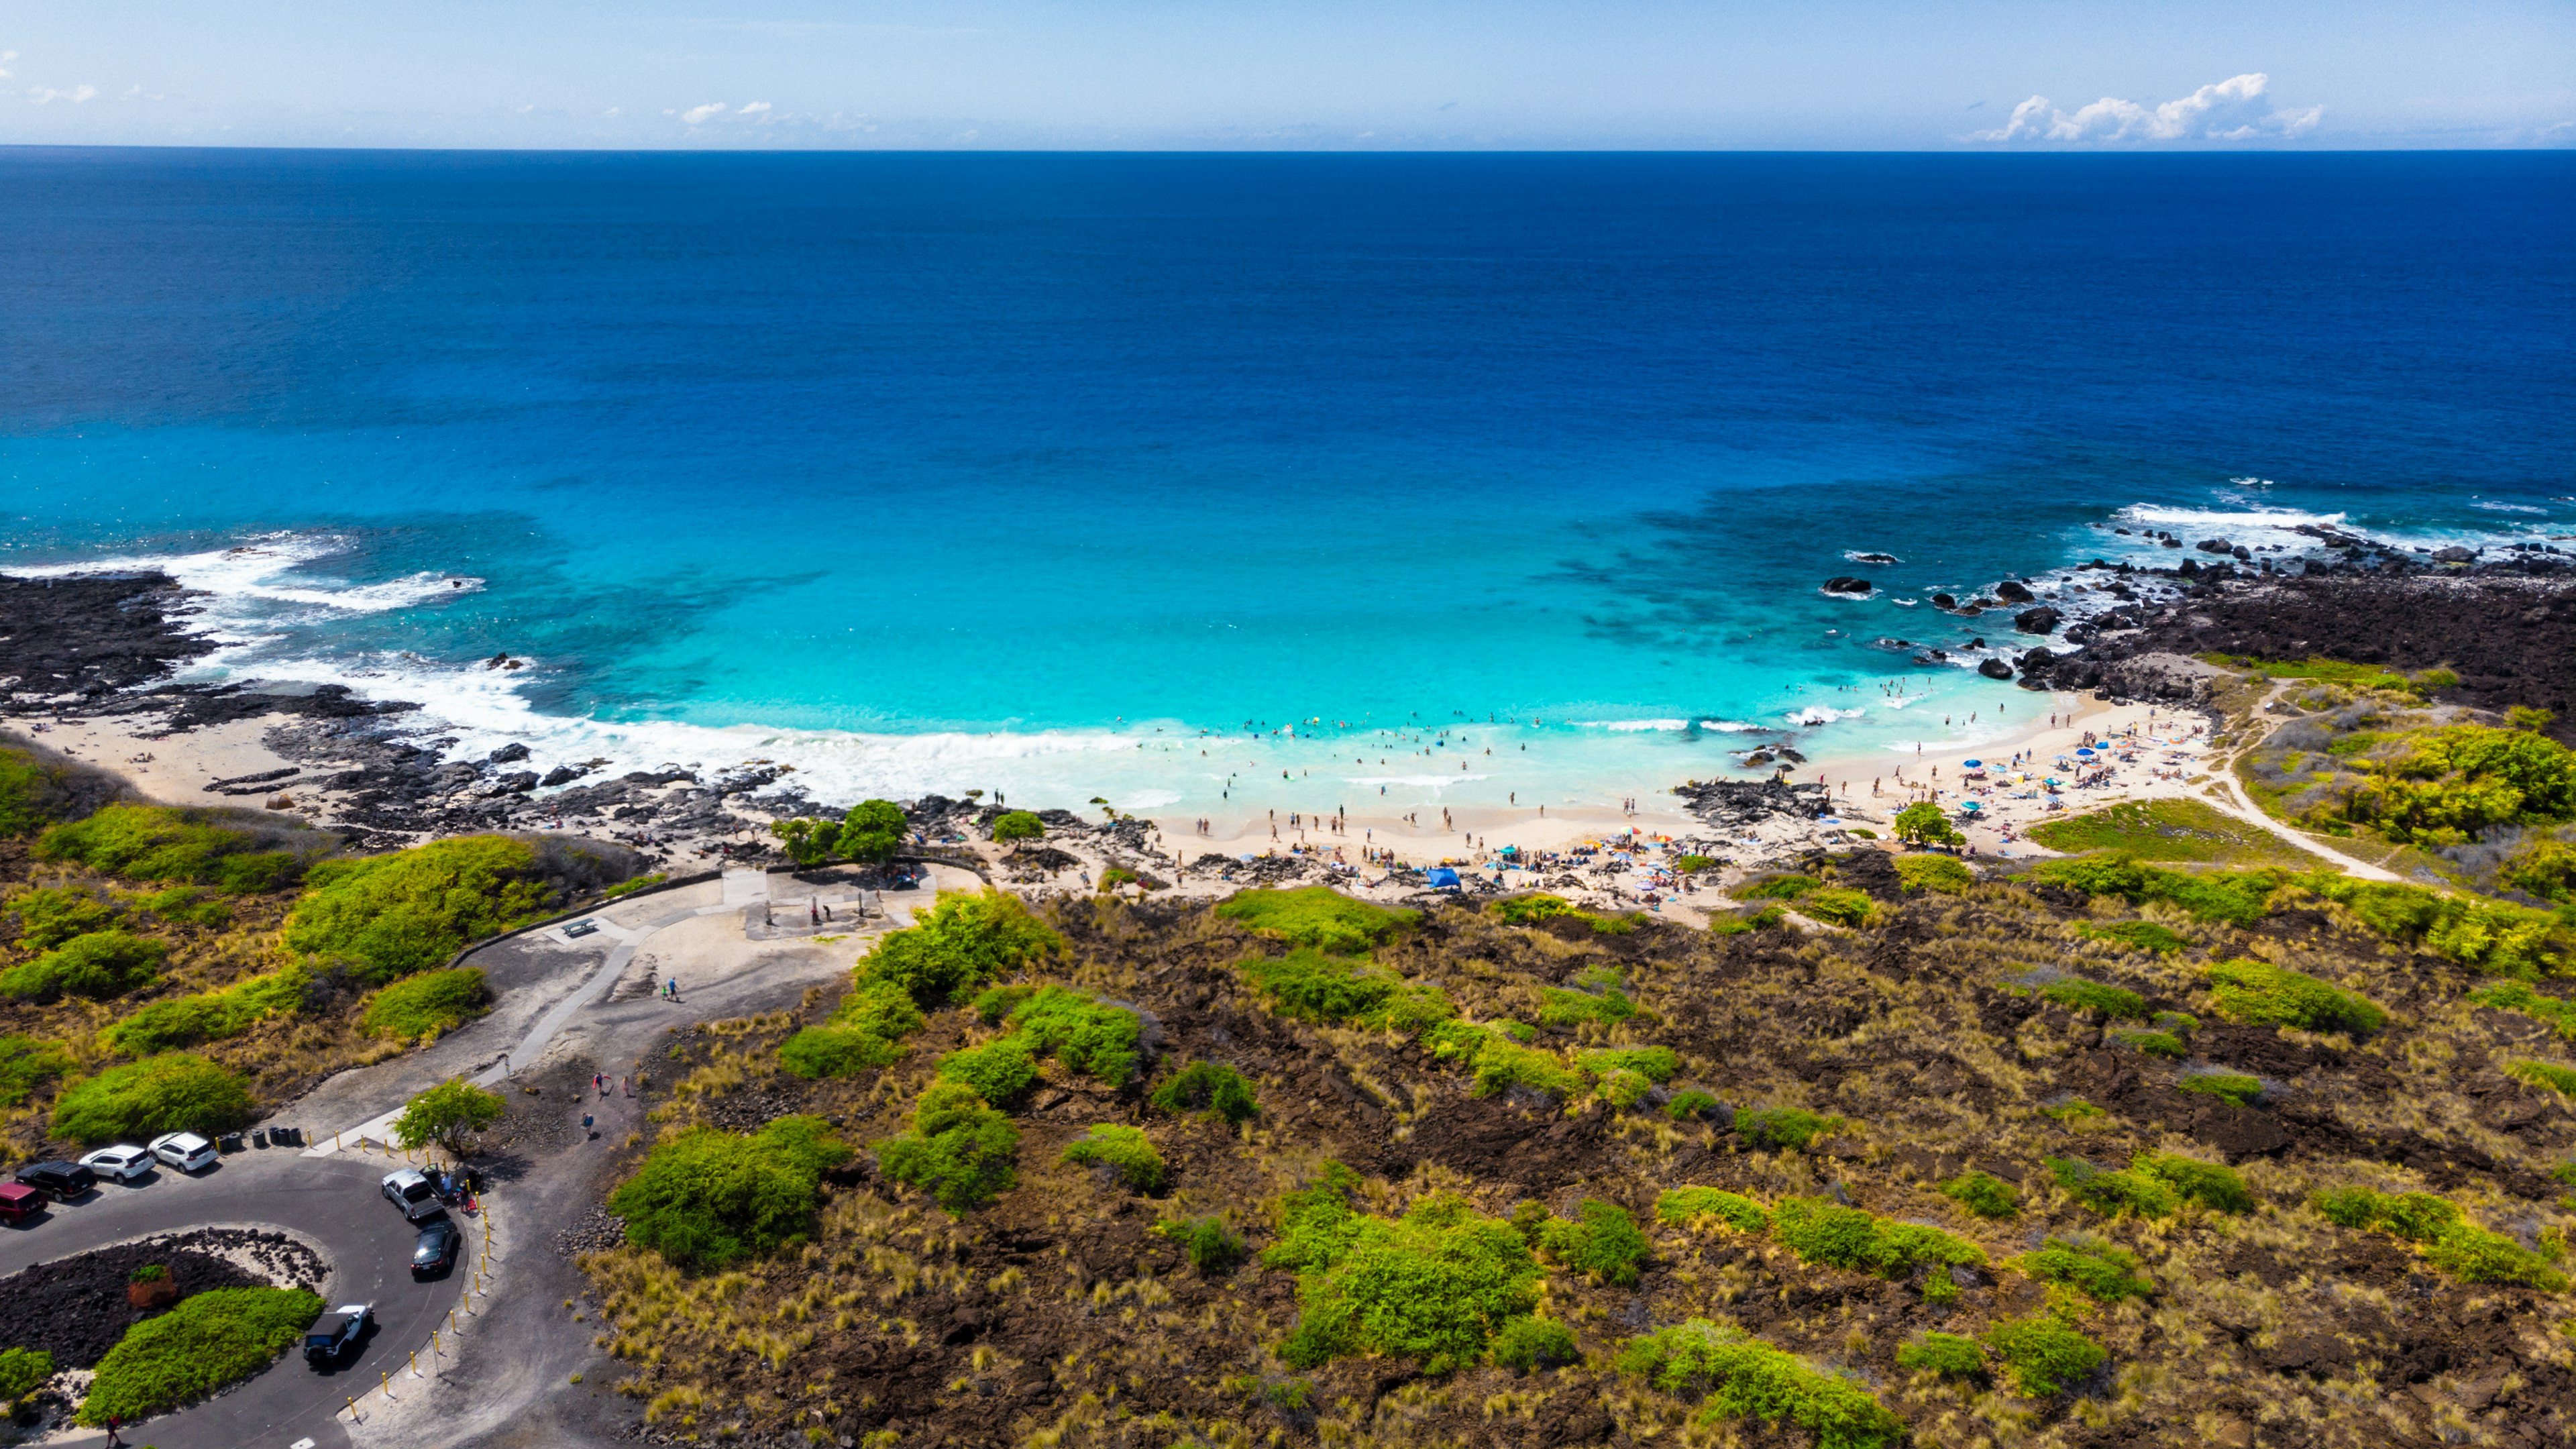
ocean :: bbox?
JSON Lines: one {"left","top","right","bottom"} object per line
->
{"left": 3, "top": 150, "right": 2570, "bottom": 818}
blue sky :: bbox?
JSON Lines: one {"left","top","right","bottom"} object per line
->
{"left": 1, "top": 0, "right": 2569, "bottom": 150}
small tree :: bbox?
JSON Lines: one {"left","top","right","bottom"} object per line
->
{"left": 769, "top": 818, "right": 833, "bottom": 867}
{"left": 991, "top": 810, "right": 1044, "bottom": 845}
{"left": 1894, "top": 801, "right": 1964, "bottom": 848}
{"left": 835, "top": 800, "right": 908, "bottom": 863}
{"left": 393, "top": 1079, "right": 506, "bottom": 1157}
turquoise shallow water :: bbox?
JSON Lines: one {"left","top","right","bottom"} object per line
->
{"left": 3, "top": 151, "right": 2570, "bottom": 816}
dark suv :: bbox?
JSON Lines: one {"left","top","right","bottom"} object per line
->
{"left": 13, "top": 1161, "right": 95, "bottom": 1200}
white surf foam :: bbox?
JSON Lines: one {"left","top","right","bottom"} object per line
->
{"left": 1787, "top": 706, "right": 1865, "bottom": 726}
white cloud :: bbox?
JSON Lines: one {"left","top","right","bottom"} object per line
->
{"left": 680, "top": 101, "right": 727, "bottom": 124}
{"left": 28, "top": 84, "right": 98, "bottom": 105}
{"left": 0, "top": 51, "right": 15, "bottom": 79}
{"left": 1974, "top": 73, "right": 2321, "bottom": 144}
{"left": 737, "top": 101, "right": 770, "bottom": 115}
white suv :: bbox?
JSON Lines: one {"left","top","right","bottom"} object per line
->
{"left": 80, "top": 1144, "right": 156, "bottom": 1183}
{"left": 150, "top": 1132, "right": 219, "bottom": 1173}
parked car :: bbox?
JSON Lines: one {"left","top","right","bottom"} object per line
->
{"left": 0, "top": 1182, "right": 42, "bottom": 1222}
{"left": 79, "top": 1144, "right": 155, "bottom": 1183}
{"left": 304, "top": 1302, "right": 373, "bottom": 1365}
{"left": 411, "top": 1218, "right": 462, "bottom": 1279}
{"left": 150, "top": 1132, "right": 219, "bottom": 1173}
{"left": 380, "top": 1168, "right": 445, "bottom": 1222}
{"left": 13, "top": 1161, "right": 95, "bottom": 1200}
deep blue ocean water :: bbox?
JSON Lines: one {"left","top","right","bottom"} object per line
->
{"left": 3, "top": 150, "right": 2571, "bottom": 814}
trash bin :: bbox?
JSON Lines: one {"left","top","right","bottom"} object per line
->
{"left": 252, "top": 1128, "right": 269, "bottom": 1148}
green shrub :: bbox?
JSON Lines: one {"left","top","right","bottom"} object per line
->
{"left": 2307, "top": 875, "right": 2572, "bottom": 977}
{"left": 1799, "top": 888, "right": 1876, "bottom": 927}
{"left": 990, "top": 810, "right": 1045, "bottom": 843}
{"left": 107, "top": 967, "right": 311, "bottom": 1053}
{"left": 1493, "top": 894, "right": 1589, "bottom": 926}
{"left": 0, "top": 929, "right": 167, "bottom": 1002}
{"left": 849, "top": 890, "right": 1062, "bottom": 1008}
{"left": 1940, "top": 1171, "right": 2018, "bottom": 1219}
{"left": 2422, "top": 1224, "right": 2569, "bottom": 1291}
{"left": 76, "top": 1286, "right": 323, "bottom": 1425}
{"left": 2469, "top": 980, "right": 2576, "bottom": 1038}
{"left": 2205, "top": 957, "right": 2387, "bottom": 1035}
{"left": 781, "top": 977, "right": 930, "bottom": 1079}
{"left": 1150, "top": 1060, "right": 1259, "bottom": 1124}
{"left": 610, "top": 1115, "right": 852, "bottom": 1269}
{"left": 1154, "top": 1215, "right": 1246, "bottom": 1274}
{"left": 1734, "top": 1106, "right": 1843, "bottom": 1150}
{"left": 0, "top": 1034, "right": 74, "bottom": 1109}
{"left": 2503, "top": 838, "right": 2576, "bottom": 903}
{"left": 1895, "top": 1332, "right": 1985, "bottom": 1380}
{"left": 5, "top": 885, "right": 123, "bottom": 949}
{"left": 1674, "top": 853, "right": 1718, "bottom": 873}
{"left": 0, "top": 747, "right": 70, "bottom": 837}
{"left": 1982, "top": 1313, "right": 2106, "bottom": 1397}
{"left": 1487, "top": 1316, "right": 1578, "bottom": 1373}
{"left": 1532, "top": 1199, "right": 1650, "bottom": 1285}
{"left": 1770, "top": 1198, "right": 1983, "bottom": 1290}
{"left": 1263, "top": 1163, "right": 1367, "bottom": 1271}
{"left": 2114, "top": 1029, "right": 2188, "bottom": 1059}
{"left": 970, "top": 983, "right": 1040, "bottom": 1022}
{"left": 843, "top": 978, "right": 934, "bottom": 1040}
{"left": 602, "top": 872, "right": 666, "bottom": 899}
{"left": 39, "top": 804, "right": 307, "bottom": 894}
{"left": 1538, "top": 984, "right": 1636, "bottom": 1028}
{"left": 286, "top": 836, "right": 550, "bottom": 983}
{"left": 2039, "top": 977, "right": 2146, "bottom": 1019}
{"left": 0, "top": 1345, "right": 52, "bottom": 1403}
{"left": 1424, "top": 1021, "right": 1585, "bottom": 1099}
{"left": 1062, "top": 1124, "right": 1167, "bottom": 1192}
{"left": 391, "top": 1078, "right": 507, "bottom": 1155}
{"left": 2075, "top": 919, "right": 2189, "bottom": 953}
{"left": 2014, "top": 1237, "right": 2153, "bottom": 1301}
{"left": 1709, "top": 905, "right": 1786, "bottom": 935}
{"left": 1893, "top": 853, "right": 1974, "bottom": 894}
{"left": 1580, "top": 1046, "right": 1678, "bottom": 1083}
{"left": 2045, "top": 1156, "right": 2178, "bottom": 1218}
{"left": 358, "top": 966, "right": 489, "bottom": 1040}
{"left": 1272, "top": 1189, "right": 1543, "bottom": 1373}
{"left": 2314, "top": 1187, "right": 2567, "bottom": 1289}
{"left": 1738, "top": 874, "right": 1818, "bottom": 900}
{"left": 2134, "top": 1152, "right": 2252, "bottom": 1213}
{"left": 2176, "top": 1071, "right": 2264, "bottom": 1107}
{"left": 140, "top": 885, "right": 232, "bottom": 928}
{"left": 1614, "top": 1320, "right": 1902, "bottom": 1449}
{"left": 1894, "top": 801, "right": 1965, "bottom": 849}
{"left": 2510, "top": 1059, "right": 2576, "bottom": 1096}
{"left": 2314, "top": 1186, "right": 2463, "bottom": 1241}
{"left": 936, "top": 1036, "right": 1042, "bottom": 1107}
{"left": 1664, "top": 1089, "right": 1722, "bottom": 1121}
{"left": 1003, "top": 986, "right": 1146, "bottom": 1086}
{"left": 1593, "top": 1068, "right": 1654, "bottom": 1108}
{"left": 1218, "top": 886, "right": 1415, "bottom": 953}
{"left": 1655, "top": 1187, "right": 1770, "bottom": 1234}
{"left": 2030, "top": 855, "right": 2282, "bottom": 926}
{"left": 49, "top": 1053, "right": 254, "bottom": 1144}
{"left": 876, "top": 1082, "right": 1018, "bottom": 1214}
{"left": 2337, "top": 724, "right": 2576, "bottom": 846}
{"left": 1242, "top": 947, "right": 1397, "bottom": 1024}
{"left": 835, "top": 800, "right": 909, "bottom": 863}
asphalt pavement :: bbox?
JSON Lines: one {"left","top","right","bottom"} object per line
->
{"left": 0, "top": 1145, "right": 473, "bottom": 1449}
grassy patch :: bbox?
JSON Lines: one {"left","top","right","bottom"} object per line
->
{"left": 1422, "top": 1021, "right": 1586, "bottom": 1099}
{"left": 2308, "top": 876, "right": 2573, "bottom": 978}
{"left": 609, "top": 1116, "right": 851, "bottom": 1270}
{"left": 2027, "top": 798, "right": 2318, "bottom": 866}
{"left": 1152, "top": 1215, "right": 1246, "bottom": 1275}
{"left": 2176, "top": 1071, "right": 2263, "bottom": 1107}
{"left": 1003, "top": 985, "right": 1146, "bottom": 1087}
{"left": 1940, "top": 1171, "right": 2018, "bottom": 1219}
{"left": 40, "top": 804, "right": 309, "bottom": 894}
{"left": 1798, "top": 888, "right": 1877, "bottom": 927}
{"left": 2113, "top": 1029, "right": 2188, "bottom": 1059}
{"left": 1896, "top": 1332, "right": 1986, "bottom": 1380}
{"left": 1061, "top": 1124, "right": 1167, "bottom": 1193}
{"left": 1615, "top": 1319, "right": 1902, "bottom": 1449}
{"left": 286, "top": 836, "right": 551, "bottom": 983}
{"left": 0, "top": 928, "right": 167, "bottom": 1003}
{"left": 49, "top": 1053, "right": 256, "bottom": 1144}
{"left": 2038, "top": 977, "right": 2146, "bottom": 1019}
{"left": 604, "top": 872, "right": 667, "bottom": 899}
{"left": 76, "top": 1286, "right": 323, "bottom": 1426}
{"left": 1656, "top": 1187, "right": 1770, "bottom": 1234}
{"left": 2046, "top": 1156, "right": 2178, "bottom": 1219}
{"left": 1538, "top": 983, "right": 1637, "bottom": 1028}
{"left": 2133, "top": 1152, "right": 2254, "bottom": 1213}
{"left": 0, "top": 1034, "right": 74, "bottom": 1109}
{"left": 357, "top": 966, "right": 489, "bottom": 1041}
{"left": 1530, "top": 1198, "right": 1650, "bottom": 1285}
{"left": 1488, "top": 1316, "right": 1578, "bottom": 1373}
{"left": 1269, "top": 1181, "right": 1544, "bottom": 1374}
{"left": 2470, "top": 980, "right": 2576, "bottom": 1038}
{"left": 1149, "top": 1059, "right": 1258, "bottom": 1123}
{"left": 2508, "top": 1059, "right": 2576, "bottom": 1096}
{"left": 1738, "top": 874, "right": 1819, "bottom": 901}
{"left": 5, "top": 884, "right": 125, "bottom": 949}
{"left": 1664, "top": 1089, "right": 1722, "bottom": 1120}
{"left": 875, "top": 1082, "right": 1018, "bottom": 1214}
{"left": 1892, "top": 854, "right": 1974, "bottom": 894}
{"left": 1240, "top": 947, "right": 1454, "bottom": 1033}
{"left": 2315, "top": 1187, "right": 2462, "bottom": 1241}
{"left": 1709, "top": 904, "right": 1786, "bottom": 935}
{"left": 107, "top": 967, "right": 310, "bottom": 1053}
{"left": 934, "top": 1036, "right": 1042, "bottom": 1107}
{"left": 1218, "top": 886, "right": 1415, "bottom": 953}
{"left": 0, "top": 1346, "right": 52, "bottom": 1403}
{"left": 1770, "top": 1197, "right": 1982, "bottom": 1300}
{"left": 2014, "top": 1236, "right": 2153, "bottom": 1301}
{"left": 2205, "top": 957, "right": 2387, "bottom": 1035}
{"left": 2074, "top": 919, "right": 2190, "bottom": 954}
{"left": 2029, "top": 855, "right": 2286, "bottom": 926}
{"left": 1735, "top": 1105, "right": 1843, "bottom": 1150}
{"left": 2315, "top": 1186, "right": 2568, "bottom": 1289}
{"left": 1982, "top": 1313, "right": 2106, "bottom": 1397}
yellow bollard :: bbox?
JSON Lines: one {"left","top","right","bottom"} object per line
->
{"left": 382, "top": 1370, "right": 392, "bottom": 1399}
{"left": 410, "top": 1349, "right": 421, "bottom": 1379}
{"left": 346, "top": 1396, "right": 358, "bottom": 1421}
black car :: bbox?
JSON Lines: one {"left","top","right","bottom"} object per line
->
{"left": 13, "top": 1161, "right": 95, "bottom": 1200}
{"left": 411, "top": 1218, "right": 462, "bottom": 1278}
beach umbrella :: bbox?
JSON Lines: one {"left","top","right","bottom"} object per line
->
{"left": 1962, "top": 759, "right": 1982, "bottom": 768}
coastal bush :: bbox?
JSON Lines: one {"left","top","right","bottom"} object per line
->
{"left": 2137, "top": 1150, "right": 2254, "bottom": 1215}
{"left": 1940, "top": 1171, "right": 2019, "bottom": 1219}
{"left": 990, "top": 810, "right": 1045, "bottom": 843}
{"left": 602, "top": 872, "right": 666, "bottom": 900}
{"left": 0, "top": 747, "right": 73, "bottom": 837}
{"left": 2076, "top": 919, "right": 2190, "bottom": 954}
{"left": 0, "top": 928, "right": 168, "bottom": 1002}
{"left": 1271, "top": 1188, "right": 1544, "bottom": 1373}
{"left": 2337, "top": 724, "right": 2576, "bottom": 845}
{"left": 2422, "top": 1223, "right": 2569, "bottom": 1290}
{"left": 2177, "top": 1071, "right": 2264, "bottom": 1107}
{"left": 1004, "top": 985, "right": 1147, "bottom": 1086}
{"left": 1709, "top": 904, "right": 1785, "bottom": 935}
{"left": 2314, "top": 1186, "right": 2567, "bottom": 1289}
{"left": 779, "top": 978, "right": 928, "bottom": 1078}
{"left": 2113, "top": 1029, "right": 2188, "bottom": 1059}
{"left": 76, "top": 1286, "right": 323, "bottom": 1426}
{"left": 1493, "top": 893, "right": 1587, "bottom": 926}
{"left": 2014, "top": 1237, "right": 2153, "bottom": 1302}
{"left": 359, "top": 967, "right": 490, "bottom": 1041}
{"left": 875, "top": 1082, "right": 1018, "bottom": 1214}
{"left": 611, "top": 1114, "right": 851, "bottom": 1269}
{"left": 1531, "top": 1199, "right": 1651, "bottom": 1285}
{"left": 0, "top": 1034, "right": 74, "bottom": 1109}
{"left": 0, "top": 1346, "right": 52, "bottom": 1405}
{"left": 2038, "top": 977, "right": 2146, "bottom": 1019}
{"left": 1424, "top": 1021, "right": 1585, "bottom": 1099}
{"left": 1798, "top": 888, "right": 1877, "bottom": 927}
{"left": 1153, "top": 1215, "right": 1246, "bottom": 1275}
{"left": 38, "top": 804, "right": 307, "bottom": 894}
{"left": 1241, "top": 947, "right": 1397, "bottom": 1023}
{"left": 1893, "top": 802, "right": 1964, "bottom": 849}
{"left": 1982, "top": 1313, "right": 2106, "bottom": 1397}
{"left": 1488, "top": 1316, "right": 1578, "bottom": 1373}
{"left": 1150, "top": 1059, "right": 1259, "bottom": 1123}
{"left": 2045, "top": 1156, "right": 2178, "bottom": 1219}
{"left": 2031, "top": 856, "right": 2282, "bottom": 927}
{"left": 140, "top": 884, "right": 233, "bottom": 928}
{"left": 2508, "top": 1059, "right": 2576, "bottom": 1096}
{"left": 1770, "top": 1197, "right": 1983, "bottom": 1295}
{"left": 390, "top": 1079, "right": 506, "bottom": 1156}
{"left": 1896, "top": 1332, "right": 1986, "bottom": 1381}
{"left": 2307, "top": 875, "right": 2571, "bottom": 977}
{"left": 863, "top": 890, "right": 1062, "bottom": 1006}
{"left": 1737, "top": 874, "right": 1817, "bottom": 901}
{"left": 834, "top": 799, "right": 908, "bottom": 861}
{"left": 107, "top": 967, "right": 310, "bottom": 1054}
{"left": 935, "top": 1036, "right": 1042, "bottom": 1107}
{"left": 1893, "top": 853, "right": 1974, "bottom": 894}
{"left": 2471, "top": 980, "right": 2576, "bottom": 1038}
{"left": 1218, "top": 886, "right": 1416, "bottom": 953}
{"left": 1580, "top": 1046, "right": 1678, "bottom": 1083}
{"left": 1613, "top": 1320, "right": 1902, "bottom": 1449}
{"left": 2205, "top": 958, "right": 2387, "bottom": 1035}
{"left": 1061, "top": 1124, "right": 1167, "bottom": 1193}
{"left": 1664, "top": 1089, "right": 1722, "bottom": 1121}
{"left": 1673, "top": 853, "right": 1717, "bottom": 873}
{"left": 1734, "top": 1105, "right": 1843, "bottom": 1150}
{"left": 1656, "top": 1187, "right": 1770, "bottom": 1234}
{"left": 1538, "top": 983, "right": 1636, "bottom": 1028}
{"left": 769, "top": 818, "right": 836, "bottom": 867}
{"left": 285, "top": 836, "right": 551, "bottom": 983}
{"left": 2504, "top": 839, "right": 2576, "bottom": 904}
{"left": 2314, "top": 1187, "right": 2462, "bottom": 1242}
{"left": 5, "top": 884, "right": 123, "bottom": 949}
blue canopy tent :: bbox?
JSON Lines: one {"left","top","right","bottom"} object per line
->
{"left": 1426, "top": 867, "right": 1461, "bottom": 888}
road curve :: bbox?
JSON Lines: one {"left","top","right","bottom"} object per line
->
{"left": 0, "top": 1146, "right": 472, "bottom": 1449}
